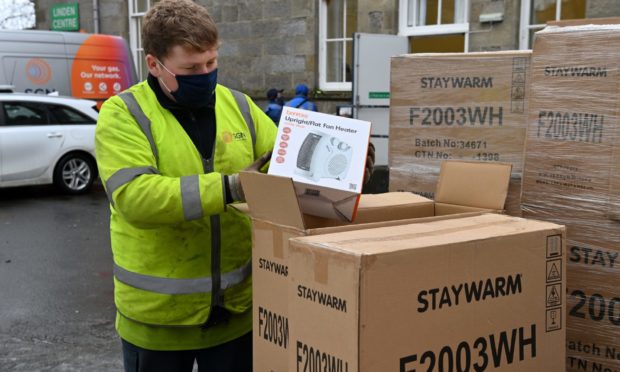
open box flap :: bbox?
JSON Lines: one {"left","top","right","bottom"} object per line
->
{"left": 355, "top": 192, "right": 430, "bottom": 208}
{"left": 239, "top": 171, "right": 306, "bottom": 230}
{"left": 293, "top": 181, "right": 360, "bottom": 222}
{"left": 435, "top": 160, "right": 512, "bottom": 210}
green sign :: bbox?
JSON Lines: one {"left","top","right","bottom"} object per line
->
{"left": 369, "top": 91, "right": 390, "bottom": 99}
{"left": 51, "top": 3, "right": 79, "bottom": 31}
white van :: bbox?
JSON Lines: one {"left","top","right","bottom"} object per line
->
{"left": 0, "top": 30, "right": 138, "bottom": 107}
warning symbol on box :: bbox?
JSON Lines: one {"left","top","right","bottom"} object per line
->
{"left": 511, "top": 86, "right": 525, "bottom": 100}
{"left": 546, "top": 235, "right": 562, "bottom": 258}
{"left": 513, "top": 73, "right": 526, "bottom": 84}
{"left": 512, "top": 57, "right": 528, "bottom": 72}
{"left": 546, "top": 307, "right": 562, "bottom": 332}
{"left": 546, "top": 284, "right": 562, "bottom": 307}
{"left": 546, "top": 259, "right": 562, "bottom": 282}
{"left": 511, "top": 101, "right": 525, "bottom": 113}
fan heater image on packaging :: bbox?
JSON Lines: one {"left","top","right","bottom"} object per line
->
{"left": 295, "top": 131, "right": 353, "bottom": 182}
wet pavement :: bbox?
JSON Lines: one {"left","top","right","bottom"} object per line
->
{"left": 0, "top": 183, "right": 122, "bottom": 371}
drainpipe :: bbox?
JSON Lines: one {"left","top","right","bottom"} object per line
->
{"left": 93, "top": 0, "right": 100, "bottom": 33}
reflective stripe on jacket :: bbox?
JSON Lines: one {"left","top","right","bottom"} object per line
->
{"left": 95, "top": 81, "right": 276, "bottom": 327}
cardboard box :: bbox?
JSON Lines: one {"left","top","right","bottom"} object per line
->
{"left": 243, "top": 186, "right": 433, "bottom": 372}
{"left": 521, "top": 25, "right": 620, "bottom": 371}
{"left": 268, "top": 107, "right": 371, "bottom": 221}
{"left": 547, "top": 17, "right": 620, "bottom": 27}
{"left": 241, "top": 160, "right": 512, "bottom": 371}
{"left": 389, "top": 51, "right": 531, "bottom": 216}
{"left": 565, "top": 241, "right": 620, "bottom": 372}
{"left": 288, "top": 213, "right": 566, "bottom": 371}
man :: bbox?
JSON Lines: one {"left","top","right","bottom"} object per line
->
{"left": 95, "top": 1, "right": 276, "bottom": 370}
{"left": 284, "top": 83, "right": 318, "bottom": 111}
{"left": 264, "top": 88, "right": 283, "bottom": 125}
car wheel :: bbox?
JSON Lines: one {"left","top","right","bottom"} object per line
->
{"left": 53, "top": 153, "right": 96, "bottom": 195}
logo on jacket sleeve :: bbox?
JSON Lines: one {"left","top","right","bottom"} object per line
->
{"left": 222, "top": 131, "right": 247, "bottom": 144}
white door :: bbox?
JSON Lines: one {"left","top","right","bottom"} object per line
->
{"left": 0, "top": 101, "right": 63, "bottom": 185}
{"left": 352, "top": 33, "right": 409, "bottom": 167}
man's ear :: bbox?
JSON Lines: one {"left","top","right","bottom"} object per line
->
{"left": 145, "top": 54, "right": 161, "bottom": 77}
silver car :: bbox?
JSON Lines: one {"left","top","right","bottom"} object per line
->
{"left": 0, "top": 93, "right": 99, "bottom": 194}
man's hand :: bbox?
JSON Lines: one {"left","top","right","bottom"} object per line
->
{"left": 229, "top": 151, "right": 272, "bottom": 202}
{"left": 363, "top": 143, "right": 375, "bottom": 185}
{"left": 244, "top": 151, "right": 272, "bottom": 173}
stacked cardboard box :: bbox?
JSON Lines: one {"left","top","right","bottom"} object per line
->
{"left": 288, "top": 214, "right": 566, "bottom": 371}
{"left": 390, "top": 51, "right": 531, "bottom": 216}
{"left": 241, "top": 160, "right": 511, "bottom": 371}
{"left": 521, "top": 25, "right": 620, "bottom": 372}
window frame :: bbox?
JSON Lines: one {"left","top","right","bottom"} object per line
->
{"left": 318, "top": 0, "right": 354, "bottom": 92}
{"left": 128, "top": 0, "right": 157, "bottom": 81}
{"left": 519, "top": 0, "right": 577, "bottom": 49}
{"left": 398, "top": 0, "right": 470, "bottom": 37}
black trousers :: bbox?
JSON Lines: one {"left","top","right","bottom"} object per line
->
{"left": 121, "top": 332, "right": 252, "bottom": 372}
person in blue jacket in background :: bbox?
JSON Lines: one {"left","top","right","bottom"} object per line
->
{"left": 264, "top": 88, "right": 284, "bottom": 125}
{"left": 284, "top": 83, "right": 318, "bottom": 111}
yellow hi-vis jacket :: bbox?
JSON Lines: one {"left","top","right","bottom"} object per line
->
{"left": 95, "top": 81, "right": 276, "bottom": 327}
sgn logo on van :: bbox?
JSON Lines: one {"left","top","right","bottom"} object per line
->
{"left": 24, "top": 58, "right": 58, "bottom": 94}
{"left": 26, "top": 58, "right": 52, "bottom": 85}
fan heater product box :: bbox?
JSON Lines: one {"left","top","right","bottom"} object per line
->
{"left": 268, "top": 107, "right": 371, "bottom": 222}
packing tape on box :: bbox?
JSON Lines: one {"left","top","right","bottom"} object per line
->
{"left": 272, "top": 227, "right": 284, "bottom": 258}
{"left": 304, "top": 217, "right": 516, "bottom": 247}
{"left": 252, "top": 220, "right": 285, "bottom": 259}
{"left": 314, "top": 253, "right": 329, "bottom": 285}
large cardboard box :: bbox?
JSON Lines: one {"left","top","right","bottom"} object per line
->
{"left": 241, "top": 160, "right": 511, "bottom": 371}
{"left": 521, "top": 25, "right": 620, "bottom": 371}
{"left": 288, "top": 214, "right": 566, "bottom": 371}
{"left": 390, "top": 51, "right": 531, "bottom": 216}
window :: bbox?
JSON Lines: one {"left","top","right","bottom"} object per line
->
{"left": 128, "top": 0, "right": 161, "bottom": 81}
{"left": 399, "top": 0, "right": 469, "bottom": 36}
{"left": 519, "top": 0, "right": 587, "bottom": 49}
{"left": 2, "top": 102, "right": 48, "bottom": 126}
{"left": 319, "top": 0, "right": 357, "bottom": 91}
{"left": 48, "top": 105, "right": 96, "bottom": 125}
{"left": 409, "top": 33, "right": 466, "bottom": 53}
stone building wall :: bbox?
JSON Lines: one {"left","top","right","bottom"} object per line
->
{"left": 469, "top": 0, "right": 521, "bottom": 51}
{"left": 30, "top": 0, "right": 620, "bottom": 112}
{"left": 200, "top": 0, "right": 318, "bottom": 103}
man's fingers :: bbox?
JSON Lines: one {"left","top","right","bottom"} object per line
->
{"left": 368, "top": 142, "right": 375, "bottom": 157}
{"left": 363, "top": 169, "right": 372, "bottom": 185}
{"left": 367, "top": 154, "right": 374, "bottom": 169}
{"left": 256, "top": 151, "right": 272, "bottom": 167}
{"left": 260, "top": 151, "right": 272, "bottom": 162}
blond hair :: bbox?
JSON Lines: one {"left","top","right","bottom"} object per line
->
{"left": 142, "top": 0, "right": 219, "bottom": 59}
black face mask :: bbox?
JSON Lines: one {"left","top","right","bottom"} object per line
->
{"left": 157, "top": 60, "right": 217, "bottom": 108}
